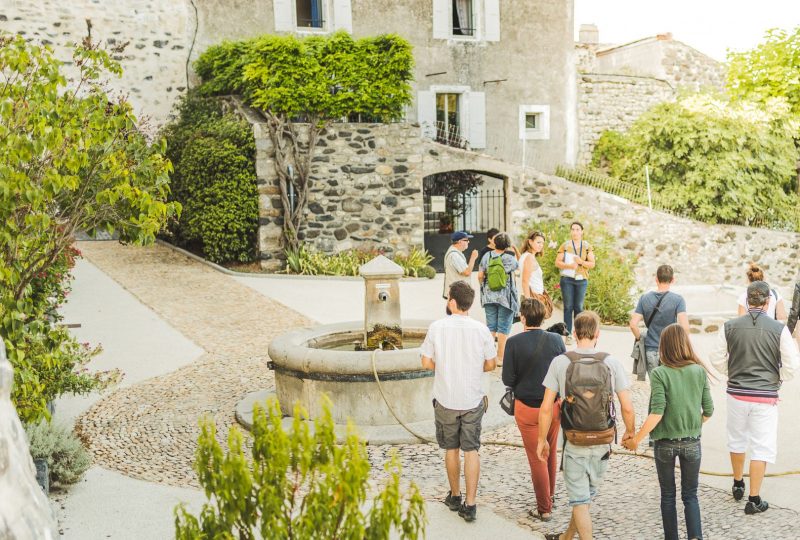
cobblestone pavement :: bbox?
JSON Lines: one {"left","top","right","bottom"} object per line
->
{"left": 76, "top": 242, "right": 800, "bottom": 538}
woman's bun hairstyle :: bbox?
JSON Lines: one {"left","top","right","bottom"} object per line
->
{"left": 746, "top": 262, "right": 764, "bottom": 283}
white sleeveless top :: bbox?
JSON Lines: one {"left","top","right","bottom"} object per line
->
{"left": 519, "top": 252, "right": 544, "bottom": 295}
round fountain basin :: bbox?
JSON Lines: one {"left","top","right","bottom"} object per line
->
{"left": 266, "top": 320, "right": 433, "bottom": 427}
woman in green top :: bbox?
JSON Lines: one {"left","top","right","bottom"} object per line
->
{"left": 623, "top": 324, "right": 714, "bottom": 540}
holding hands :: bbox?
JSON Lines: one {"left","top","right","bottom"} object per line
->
{"left": 622, "top": 431, "right": 639, "bottom": 452}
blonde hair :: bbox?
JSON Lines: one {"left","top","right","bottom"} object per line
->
{"left": 574, "top": 311, "right": 600, "bottom": 340}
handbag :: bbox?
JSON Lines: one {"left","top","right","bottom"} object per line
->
{"left": 631, "top": 292, "right": 669, "bottom": 378}
{"left": 499, "top": 388, "right": 515, "bottom": 415}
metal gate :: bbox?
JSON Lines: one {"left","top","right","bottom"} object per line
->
{"left": 422, "top": 173, "right": 506, "bottom": 271}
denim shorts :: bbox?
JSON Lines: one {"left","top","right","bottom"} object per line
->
{"left": 563, "top": 443, "right": 610, "bottom": 506}
{"left": 484, "top": 303, "right": 514, "bottom": 334}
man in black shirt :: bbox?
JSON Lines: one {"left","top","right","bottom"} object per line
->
{"left": 501, "top": 297, "right": 566, "bottom": 520}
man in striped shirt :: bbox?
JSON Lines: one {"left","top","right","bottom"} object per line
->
{"left": 710, "top": 281, "right": 800, "bottom": 515}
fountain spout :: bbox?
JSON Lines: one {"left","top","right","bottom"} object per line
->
{"left": 358, "top": 255, "right": 404, "bottom": 350}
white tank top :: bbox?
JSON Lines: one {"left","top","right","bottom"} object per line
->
{"left": 519, "top": 252, "right": 544, "bottom": 295}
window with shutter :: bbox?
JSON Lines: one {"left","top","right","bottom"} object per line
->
{"left": 273, "top": 0, "right": 293, "bottom": 32}
{"left": 332, "top": 0, "right": 352, "bottom": 32}
{"left": 467, "top": 92, "right": 486, "bottom": 149}
{"left": 417, "top": 91, "right": 437, "bottom": 139}
{"left": 484, "top": 0, "right": 500, "bottom": 42}
{"left": 432, "top": 0, "right": 450, "bottom": 40}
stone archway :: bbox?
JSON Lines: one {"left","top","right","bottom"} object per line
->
{"left": 422, "top": 168, "right": 509, "bottom": 272}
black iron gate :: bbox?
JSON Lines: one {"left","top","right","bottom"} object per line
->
{"left": 422, "top": 174, "right": 506, "bottom": 272}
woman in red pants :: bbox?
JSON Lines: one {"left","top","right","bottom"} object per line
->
{"left": 502, "top": 297, "right": 566, "bottom": 521}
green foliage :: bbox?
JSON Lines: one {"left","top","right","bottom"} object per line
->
{"left": 196, "top": 32, "right": 414, "bottom": 122}
{"left": 174, "top": 398, "right": 426, "bottom": 540}
{"left": 0, "top": 35, "right": 172, "bottom": 422}
{"left": 590, "top": 130, "right": 635, "bottom": 179}
{"left": 284, "top": 245, "right": 434, "bottom": 278}
{"left": 418, "top": 265, "right": 437, "bottom": 280}
{"left": 590, "top": 94, "right": 800, "bottom": 228}
{"left": 393, "top": 248, "right": 435, "bottom": 278}
{"left": 25, "top": 420, "right": 91, "bottom": 486}
{"left": 520, "top": 219, "right": 637, "bottom": 325}
{"left": 727, "top": 27, "right": 800, "bottom": 117}
{"left": 161, "top": 93, "right": 258, "bottom": 264}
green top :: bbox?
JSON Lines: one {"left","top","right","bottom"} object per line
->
{"left": 649, "top": 364, "right": 714, "bottom": 441}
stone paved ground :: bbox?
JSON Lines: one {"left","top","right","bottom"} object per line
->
{"left": 76, "top": 241, "right": 800, "bottom": 539}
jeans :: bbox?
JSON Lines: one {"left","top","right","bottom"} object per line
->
{"left": 645, "top": 349, "right": 660, "bottom": 377}
{"left": 654, "top": 438, "right": 703, "bottom": 540}
{"left": 560, "top": 276, "right": 588, "bottom": 333}
{"left": 484, "top": 303, "right": 514, "bottom": 334}
{"left": 562, "top": 443, "right": 609, "bottom": 506}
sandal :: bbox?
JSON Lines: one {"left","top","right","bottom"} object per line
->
{"left": 544, "top": 534, "right": 562, "bottom": 540}
{"left": 528, "top": 508, "right": 552, "bottom": 522}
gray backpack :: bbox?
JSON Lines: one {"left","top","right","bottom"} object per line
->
{"left": 560, "top": 351, "right": 616, "bottom": 446}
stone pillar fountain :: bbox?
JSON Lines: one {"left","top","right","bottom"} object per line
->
{"left": 236, "top": 256, "right": 511, "bottom": 443}
{"left": 358, "top": 255, "right": 403, "bottom": 350}
{"left": 0, "top": 342, "right": 59, "bottom": 539}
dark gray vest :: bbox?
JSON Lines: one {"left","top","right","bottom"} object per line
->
{"left": 724, "top": 314, "right": 783, "bottom": 393}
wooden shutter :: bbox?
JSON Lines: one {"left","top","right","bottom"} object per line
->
{"left": 273, "top": 0, "right": 293, "bottom": 32}
{"left": 484, "top": 0, "right": 500, "bottom": 42}
{"left": 468, "top": 91, "right": 486, "bottom": 149}
{"left": 417, "top": 91, "right": 436, "bottom": 139}
{"left": 432, "top": 0, "right": 450, "bottom": 40}
{"left": 333, "top": 0, "right": 353, "bottom": 32}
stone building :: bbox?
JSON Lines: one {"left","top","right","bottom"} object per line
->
{"left": 574, "top": 24, "right": 726, "bottom": 163}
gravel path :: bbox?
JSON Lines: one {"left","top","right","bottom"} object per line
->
{"left": 75, "top": 241, "right": 800, "bottom": 539}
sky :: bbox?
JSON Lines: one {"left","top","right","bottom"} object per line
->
{"left": 574, "top": 0, "right": 800, "bottom": 61}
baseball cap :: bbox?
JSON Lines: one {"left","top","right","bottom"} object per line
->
{"left": 451, "top": 231, "right": 473, "bottom": 242}
{"left": 746, "top": 281, "right": 770, "bottom": 307}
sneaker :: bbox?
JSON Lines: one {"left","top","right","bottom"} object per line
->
{"left": 745, "top": 499, "right": 769, "bottom": 514}
{"left": 732, "top": 483, "right": 745, "bottom": 501}
{"left": 443, "top": 492, "right": 462, "bottom": 511}
{"left": 458, "top": 502, "right": 477, "bottom": 522}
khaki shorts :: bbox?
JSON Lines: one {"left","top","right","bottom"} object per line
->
{"left": 433, "top": 399, "right": 485, "bottom": 451}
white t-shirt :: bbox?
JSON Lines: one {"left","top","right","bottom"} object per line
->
{"left": 419, "top": 315, "right": 496, "bottom": 410}
{"left": 519, "top": 252, "right": 544, "bottom": 295}
{"left": 737, "top": 289, "right": 782, "bottom": 319}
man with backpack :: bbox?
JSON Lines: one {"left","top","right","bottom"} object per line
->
{"left": 477, "top": 232, "right": 519, "bottom": 366}
{"left": 537, "top": 311, "right": 636, "bottom": 540}
{"left": 629, "top": 265, "right": 689, "bottom": 379}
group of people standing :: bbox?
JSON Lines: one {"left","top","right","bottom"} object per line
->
{"left": 428, "top": 226, "right": 800, "bottom": 540}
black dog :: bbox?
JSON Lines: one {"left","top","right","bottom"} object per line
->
{"left": 546, "top": 322, "right": 569, "bottom": 336}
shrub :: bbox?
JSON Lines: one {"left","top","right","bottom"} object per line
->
{"left": 161, "top": 93, "right": 259, "bottom": 264}
{"left": 25, "top": 421, "right": 91, "bottom": 486}
{"left": 520, "top": 218, "right": 637, "bottom": 325}
{"left": 284, "top": 245, "right": 434, "bottom": 278}
{"left": 590, "top": 94, "right": 800, "bottom": 228}
{"left": 174, "top": 398, "right": 425, "bottom": 539}
{"left": 418, "top": 265, "right": 437, "bottom": 280}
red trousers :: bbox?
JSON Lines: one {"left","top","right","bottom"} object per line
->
{"left": 514, "top": 400, "right": 560, "bottom": 514}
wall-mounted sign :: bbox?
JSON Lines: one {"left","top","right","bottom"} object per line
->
{"left": 430, "top": 196, "right": 446, "bottom": 213}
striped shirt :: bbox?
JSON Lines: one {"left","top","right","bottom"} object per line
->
{"left": 420, "top": 315, "right": 497, "bottom": 410}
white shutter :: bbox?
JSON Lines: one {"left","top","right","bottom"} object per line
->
{"left": 333, "top": 0, "right": 353, "bottom": 32}
{"left": 273, "top": 0, "right": 293, "bottom": 32}
{"left": 484, "top": 0, "right": 500, "bottom": 42}
{"left": 468, "top": 92, "right": 486, "bottom": 149}
{"left": 432, "top": 0, "right": 450, "bottom": 40}
{"left": 417, "top": 91, "right": 436, "bottom": 139}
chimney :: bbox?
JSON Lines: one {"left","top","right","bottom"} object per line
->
{"left": 579, "top": 24, "right": 599, "bottom": 44}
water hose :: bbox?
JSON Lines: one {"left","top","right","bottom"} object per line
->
{"left": 369, "top": 348, "right": 800, "bottom": 478}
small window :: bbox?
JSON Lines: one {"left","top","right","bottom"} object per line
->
{"left": 519, "top": 105, "right": 550, "bottom": 140}
{"left": 436, "top": 93, "right": 461, "bottom": 144}
{"left": 296, "top": 0, "right": 324, "bottom": 29}
{"left": 525, "top": 113, "right": 539, "bottom": 130}
{"left": 452, "top": 0, "right": 475, "bottom": 36}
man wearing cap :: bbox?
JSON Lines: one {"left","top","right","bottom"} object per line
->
{"left": 442, "top": 231, "right": 479, "bottom": 300}
{"left": 710, "top": 281, "right": 800, "bottom": 515}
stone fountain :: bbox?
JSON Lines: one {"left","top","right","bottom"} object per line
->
{"left": 236, "top": 255, "right": 510, "bottom": 443}
{"left": 0, "top": 342, "right": 59, "bottom": 539}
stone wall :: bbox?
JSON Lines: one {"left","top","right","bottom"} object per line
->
{"left": 509, "top": 170, "right": 800, "bottom": 289}
{"left": 251, "top": 119, "right": 427, "bottom": 268}
{"left": 659, "top": 39, "right": 725, "bottom": 91}
{"left": 0, "top": 0, "right": 192, "bottom": 130}
{"left": 576, "top": 73, "right": 674, "bottom": 164}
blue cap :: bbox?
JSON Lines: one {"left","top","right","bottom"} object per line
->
{"left": 451, "top": 231, "right": 473, "bottom": 242}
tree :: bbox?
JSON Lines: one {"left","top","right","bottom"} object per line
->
{"left": 0, "top": 34, "right": 179, "bottom": 422}
{"left": 591, "top": 94, "right": 799, "bottom": 228}
{"left": 727, "top": 27, "right": 800, "bottom": 117}
{"left": 194, "top": 32, "right": 414, "bottom": 250}
{"left": 174, "top": 398, "right": 426, "bottom": 539}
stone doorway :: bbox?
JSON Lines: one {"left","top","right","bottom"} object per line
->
{"left": 422, "top": 170, "right": 507, "bottom": 272}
